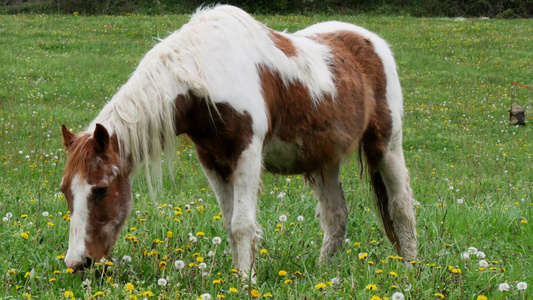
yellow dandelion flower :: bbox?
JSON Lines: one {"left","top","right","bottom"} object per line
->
{"left": 389, "top": 271, "right": 398, "bottom": 277}
{"left": 477, "top": 296, "right": 488, "bottom": 300}
{"left": 125, "top": 283, "right": 135, "bottom": 292}
{"left": 371, "top": 297, "right": 381, "bottom": 300}
{"left": 49, "top": 278, "right": 56, "bottom": 283}
{"left": 521, "top": 220, "right": 527, "bottom": 224}
{"left": 66, "top": 268, "right": 74, "bottom": 274}
{"left": 21, "top": 232, "right": 29, "bottom": 239}
{"left": 104, "top": 261, "right": 114, "bottom": 266}
{"left": 56, "top": 255, "right": 65, "bottom": 260}
{"left": 366, "top": 284, "right": 378, "bottom": 291}
{"left": 376, "top": 269, "right": 383, "bottom": 274}
{"left": 167, "top": 231, "right": 173, "bottom": 238}
{"left": 251, "top": 290, "right": 260, "bottom": 298}
{"left": 92, "top": 291, "right": 106, "bottom": 298}
{"left": 260, "top": 249, "right": 268, "bottom": 254}
{"left": 434, "top": 293, "right": 445, "bottom": 298}
{"left": 284, "top": 279, "right": 293, "bottom": 284}
{"left": 315, "top": 283, "right": 327, "bottom": 290}
{"left": 278, "top": 270, "right": 287, "bottom": 276}
{"left": 7, "top": 269, "right": 15, "bottom": 274}
{"left": 196, "top": 256, "right": 204, "bottom": 263}
{"left": 358, "top": 252, "right": 368, "bottom": 260}
{"left": 229, "top": 287, "right": 238, "bottom": 293}
{"left": 64, "top": 291, "right": 74, "bottom": 298}
{"left": 263, "top": 292, "right": 273, "bottom": 298}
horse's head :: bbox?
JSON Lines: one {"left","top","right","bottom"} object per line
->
{"left": 60, "top": 123, "right": 132, "bottom": 270}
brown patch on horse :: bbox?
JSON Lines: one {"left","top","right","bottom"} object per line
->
{"left": 174, "top": 94, "right": 254, "bottom": 182}
{"left": 268, "top": 29, "right": 297, "bottom": 57}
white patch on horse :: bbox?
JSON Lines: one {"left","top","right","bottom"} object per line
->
{"left": 65, "top": 173, "right": 92, "bottom": 268}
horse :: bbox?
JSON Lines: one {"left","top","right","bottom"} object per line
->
{"left": 60, "top": 5, "right": 417, "bottom": 276}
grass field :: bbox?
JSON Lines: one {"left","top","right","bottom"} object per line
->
{"left": 0, "top": 11, "right": 532, "bottom": 300}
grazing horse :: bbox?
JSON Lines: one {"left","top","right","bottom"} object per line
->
{"left": 60, "top": 5, "right": 417, "bottom": 275}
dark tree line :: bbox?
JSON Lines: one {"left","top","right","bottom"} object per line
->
{"left": 3, "top": 0, "right": 533, "bottom": 18}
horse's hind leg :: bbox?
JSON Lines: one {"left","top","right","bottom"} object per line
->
{"left": 310, "top": 164, "right": 349, "bottom": 263}
{"left": 376, "top": 133, "right": 417, "bottom": 262}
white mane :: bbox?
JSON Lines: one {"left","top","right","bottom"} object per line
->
{"left": 88, "top": 5, "right": 337, "bottom": 192}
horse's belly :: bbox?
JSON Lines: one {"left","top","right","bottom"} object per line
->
{"left": 262, "top": 137, "right": 302, "bottom": 174}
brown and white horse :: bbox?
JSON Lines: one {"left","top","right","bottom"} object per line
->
{"left": 60, "top": 5, "right": 417, "bottom": 275}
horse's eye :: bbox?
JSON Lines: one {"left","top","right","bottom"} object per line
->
{"left": 93, "top": 187, "right": 108, "bottom": 200}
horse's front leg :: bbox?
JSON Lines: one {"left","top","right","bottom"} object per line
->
{"left": 231, "top": 136, "right": 263, "bottom": 280}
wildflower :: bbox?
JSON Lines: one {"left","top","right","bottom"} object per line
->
{"left": 389, "top": 271, "right": 398, "bottom": 277}
{"left": 196, "top": 231, "right": 205, "bottom": 237}
{"left": 49, "top": 278, "right": 56, "bottom": 283}
{"left": 190, "top": 236, "right": 198, "bottom": 243}
{"left": 212, "top": 237, "right": 222, "bottom": 245}
{"left": 371, "top": 297, "right": 381, "bottom": 300}
{"left": 284, "top": 279, "right": 293, "bottom": 284}
{"left": 173, "top": 259, "right": 185, "bottom": 270}
{"left": 517, "top": 282, "right": 528, "bottom": 291}
{"left": 125, "top": 283, "right": 135, "bottom": 292}
{"left": 391, "top": 292, "right": 405, "bottom": 300}
{"left": 279, "top": 214, "right": 287, "bottom": 222}
{"left": 251, "top": 290, "right": 260, "bottom": 298}
{"left": 123, "top": 255, "right": 132, "bottom": 263}
{"left": 21, "top": 232, "right": 29, "bottom": 239}
{"left": 213, "top": 279, "right": 223, "bottom": 285}
{"left": 277, "top": 192, "right": 286, "bottom": 199}
{"left": 198, "top": 263, "right": 207, "bottom": 269}
{"left": 434, "top": 293, "right": 445, "bottom": 298}
{"left": 479, "top": 260, "right": 488, "bottom": 268}
{"left": 6, "top": 213, "right": 13, "bottom": 218}
{"left": 2, "top": 217, "right": 7, "bottom": 222}
{"left": 476, "top": 251, "right": 486, "bottom": 258}
{"left": 196, "top": 256, "right": 204, "bottom": 263}
{"left": 260, "top": 249, "right": 268, "bottom": 254}
{"left": 229, "top": 288, "right": 238, "bottom": 293}
{"left": 201, "top": 294, "right": 212, "bottom": 300}
{"left": 376, "top": 269, "right": 383, "bottom": 274}
{"left": 315, "top": 283, "right": 327, "bottom": 290}
{"left": 167, "top": 231, "right": 173, "bottom": 238}
{"left": 93, "top": 291, "right": 106, "bottom": 298}
{"left": 457, "top": 198, "right": 464, "bottom": 204}
{"left": 157, "top": 278, "right": 167, "bottom": 286}
{"left": 42, "top": 211, "right": 49, "bottom": 217}
{"left": 297, "top": 216, "right": 304, "bottom": 221}
{"left": 498, "top": 282, "right": 510, "bottom": 291}
{"left": 358, "top": 252, "right": 368, "bottom": 260}
{"left": 263, "top": 292, "right": 273, "bottom": 298}
{"left": 278, "top": 270, "right": 287, "bottom": 276}
{"left": 104, "top": 261, "right": 114, "bottom": 266}
{"left": 476, "top": 296, "right": 488, "bottom": 300}
{"left": 366, "top": 284, "right": 378, "bottom": 291}
{"left": 467, "top": 247, "right": 478, "bottom": 254}
{"left": 64, "top": 291, "right": 74, "bottom": 298}
{"left": 66, "top": 268, "right": 74, "bottom": 274}
{"left": 330, "top": 277, "right": 340, "bottom": 284}
{"left": 159, "top": 261, "right": 166, "bottom": 269}
{"left": 521, "top": 220, "right": 527, "bottom": 224}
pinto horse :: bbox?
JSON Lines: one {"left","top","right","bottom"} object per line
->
{"left": 60, "top": 5, "right": 417, "bottom": 275}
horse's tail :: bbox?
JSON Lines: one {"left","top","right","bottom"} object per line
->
{"left": 360, "top": 132, "right": 402, "bottom": 255}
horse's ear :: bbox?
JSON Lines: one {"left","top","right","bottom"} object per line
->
{"left": 93, "top": 123, "right": 110, "bottom": 153}
{"left": 61, "top": 124, "right": 75, "bottom": 149}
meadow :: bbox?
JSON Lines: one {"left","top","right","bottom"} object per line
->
{"left": 0, "top": 11, "right": 532, "bottom": 300}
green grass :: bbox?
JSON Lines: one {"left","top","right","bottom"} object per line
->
{"left": 1, "top": 12, "right": 532, "bottom": 300}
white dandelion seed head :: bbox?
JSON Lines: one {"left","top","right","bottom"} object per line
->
{"left": 344, "top": 238, "right": 350, "bottom": 243}
{"left": 122, "top": 255, "right": 132, "bottom": 263}
{"left": 201, "top": 271, "right": 209, "bottom": 277}
{"left": 404, "top": 283, "right": 412, "bottom": 291}
{"left": 392, "top": 292, "right": 405, "bottom": 300}
{"left": 297, "top": 215, "right": 304, "bottom": 221}
{"left": 499, "top": 282, "right": 510, "bottom": 291}
{"left": 476, "top": 251, "right": 486, "bottom": 259}
{"left": 189, "top": 236, "right": 197, "bottom": 243}
{"left": 42, "top": 211, "right": 49, "bottom": 217}
{"left": 25, "top": 155, "right": 30, "bottom": 159}
{"left": 467, "top": 247, "right": 478, "bottom": 254}
{"left": 2, "top": 217, "right": 8, "bottom": 222}
{"left": 174, "top": 260, "right": 185, "bottom": 269}
{"left": 279, "top": 214, "right": 287, "bottom": 222}
{"left": 207, "top": 251, "right": 215, "bottom": 257}
{"left": 478, "top": 260, "right": 489, "bottom": 268}
{"left": 270, "top": 191, "right": 274, "bottom": 195}
{"left": 135, "top": 211, "right": 140, "bottom": 216}
{"left": 19, "top": 151, "right": 23, "bottom": 154}
{"left": 198, "top": 198, "right": 203, "bottom": 202}
{"left": 6, "top": 212, "right": 12, "bottom": 218}
{"left": 201, "top": 293, "right": 212, "bottom": 300}
{"left": 461, "top": 252, "right": 470, "bottom": 260}
{"left": 212, "top": 237, "right": 222, "bottom": 245}
{"left": 185, "top": 205, "right": 191, "bottom": 210}
{"left": 457, "top": 198, "right": 464, "bottom": 204}
{"left": 135, "top": 194, "right": 140, "bottom": 198}
{"left": 157, "top": 278, "right": 167, "bottom": 286}
{"left": 277, "top": 192, "right": 286, "bottom": 199}
{"left": 330, "top": 277, "right": 340, "bottom": 284}
{"left": 517, "top": 282, "right": 528, "bottom": 291}
{"left": 198, "top": 263, "right": 207, "bottom": 269}
{"left": 286, "top": 178, "right": 291, "bottom": 183}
